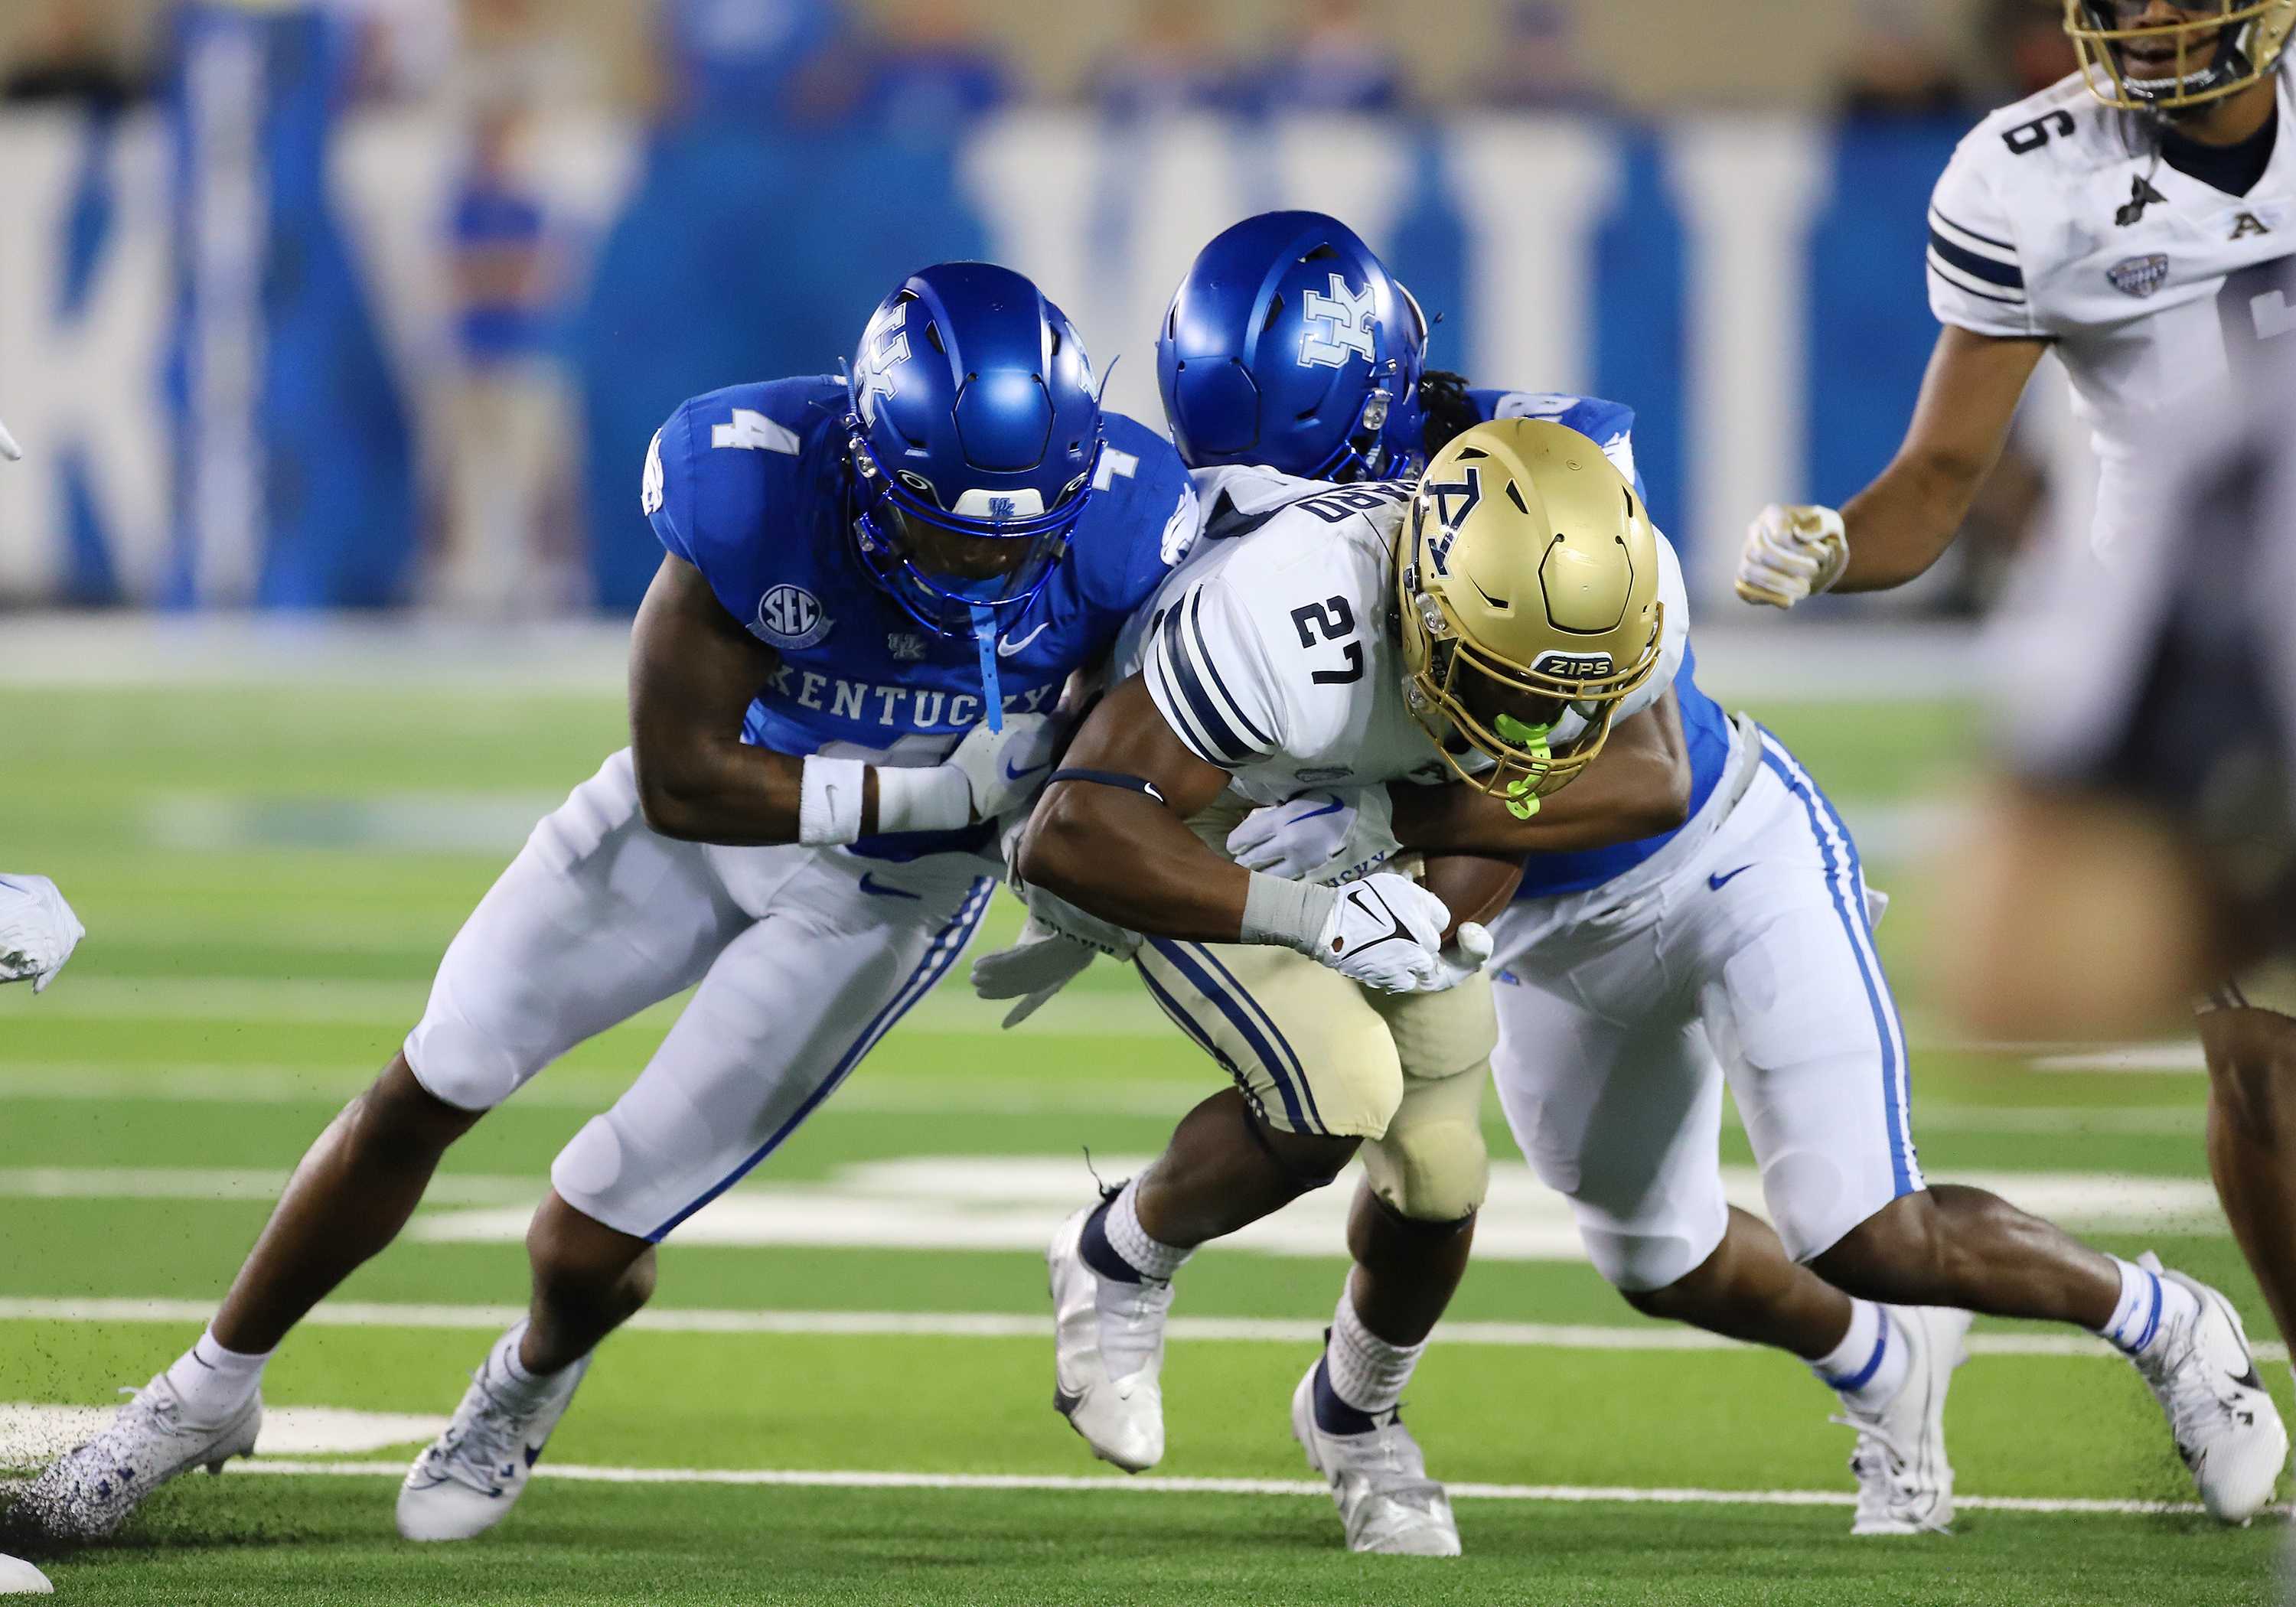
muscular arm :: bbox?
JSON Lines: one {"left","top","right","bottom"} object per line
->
{"left": 627, "top": 554, "right": 879, "bottom": 843}
{"left": 1834, "top": 326, "right": 2048, "bottom": 592}
{"left": 1016, "top": 676, "right": 1251, "bottom": 941}
{"left": 1386, "top": 689, "right": 1692, "bottom": 857}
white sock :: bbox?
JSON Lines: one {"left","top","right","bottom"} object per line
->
{"left": 2094, "top": 1256, "right": 2199, "bottom": 1358}
{"left": 1325, "top": 1286, "right": 1425, "bottom": 1419}
{"left": 1104, "top": 1178, "right": 1191, "bottom": 1283}
{"left": 162, "top": 1327, "right": 272, "bottom": 1422}
{"left": 486, "top": 1321, "right": 569, "bottom": 1410}
{"left": 1810, "top": 1299, "right": 1910, "bottom": 1413}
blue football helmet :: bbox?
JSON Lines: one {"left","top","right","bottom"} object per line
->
{"left": 846, "top": 263, "right": 1104, "bottom": 639}
{"left": 1157, "top": 210, "right": 1429, "bottom": 483}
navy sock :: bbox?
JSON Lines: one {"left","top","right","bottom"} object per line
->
{"left": 1311, "top": 1355, "right": 1381, "bottom": 1436}
{"left": 1078, "top": 1197, "right": 1140, "bottom": 1285}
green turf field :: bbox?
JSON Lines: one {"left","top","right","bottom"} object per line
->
{"left": 0, "top": 680, "right": 2285, "bottom": 1605}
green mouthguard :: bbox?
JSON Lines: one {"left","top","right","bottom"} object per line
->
{"left": 1492, "top": 714, "right": 1553, "bottom": 820}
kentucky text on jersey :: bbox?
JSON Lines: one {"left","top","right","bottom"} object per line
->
{"left": 644, "top": 376, "right": 1194, "bottom": 760}
{"left": 645, "top": 376, "right": 1193, "bottom": 856}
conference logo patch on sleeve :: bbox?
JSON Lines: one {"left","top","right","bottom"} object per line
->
{"left": 752, "top": 583, "right": 833, "bottom": 650}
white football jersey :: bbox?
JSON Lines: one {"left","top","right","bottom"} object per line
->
{"left": 1127, "top": 466, "right": 1688, "bottom": 808}
{"left": 1927, "top": 68, "right": 2296, "bottom": 550}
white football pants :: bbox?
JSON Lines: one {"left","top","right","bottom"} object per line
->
{"left": 1487, "top": 725, "right": 1923, "bottom": 1292}
{"left": 403, "top": 749, "right": 990, "bottom": 1240}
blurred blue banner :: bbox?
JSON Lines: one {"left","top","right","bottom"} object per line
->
{"left": 0, "top": 86, "right": 1971, "bottom": 610}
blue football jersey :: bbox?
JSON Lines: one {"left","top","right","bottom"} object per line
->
{"left": 644, "top": 376, "right": 1195, "bottom": 855}
{"left": 1462, "top": 389, "right": 1735, "bottom": 901}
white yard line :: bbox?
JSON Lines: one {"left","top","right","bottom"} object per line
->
{"left": 218, "top": 1459, "right": 2236, "bottom": 1517}
{"left": 2, "top": 1297, "right": 2277, "bottom": 1364}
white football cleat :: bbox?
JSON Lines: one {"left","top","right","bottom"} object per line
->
{"left": 1290, "top": 1363, "right": 1460, "bottom": 1556}
{"left": 2127, "top": 1254, "right": 2288, "bottom": 1524}
{"left": 1831, "top": 1305, "right": 1971, "bottom": 1537}
{"left": 1047, "top": 1201, "right": 1171, "bottom": 1473}
{"left": 15, "top": 1374, "right": 261, "bottom": 1541}
{"left": 396, "top": 1334, "right": 590, "bottom": 1542}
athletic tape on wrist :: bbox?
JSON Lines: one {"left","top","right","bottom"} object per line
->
{"left": 797, "top": 755, "right": 866, "bottom": 846}
{"left": 1240, "top": 871, "right": 1337, "bottom": 953}
{"left": 872, "top": 762, "right": 976, "bottom": 836}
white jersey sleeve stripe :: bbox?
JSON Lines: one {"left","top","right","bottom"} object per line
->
{"left": 1927, "top": 249, "right": 2029, "bottom": 307}
{"left": 1927, "top": 204, "right": 2017, "bottom": 261}
{"left": 1143, "top": 588, "right": 1272, "bottom": 768}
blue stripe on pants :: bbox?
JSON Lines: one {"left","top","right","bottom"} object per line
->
{"left": 1143, "top": 937, "right": 1319, "bottom": 1134}
{"left": 644, "top": 877, "right": 992, "bottom": 1242}
{"left": 1756, "top": 733, "right": 1919, "bottom": 1198}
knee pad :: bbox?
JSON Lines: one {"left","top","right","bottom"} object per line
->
{"left": 1580, "top": 1225, "right": 1717, "bottom": 1295}
{"left": 1362, "top": 1110, "right": 1489, "bottom": 1224}
{"left": 403, "top": 1010, "right": 527, "bottom": 1113}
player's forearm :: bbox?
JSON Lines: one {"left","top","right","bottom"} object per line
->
{"left": 1388, "top": 697, "right": 1691, "bottom": 856}
{"left": 1832, "top": 449, "right": 1994, "bottom": 593}
{"left": 1019, "top": 785, "right": 1252, "bottom": 943}
{"left": 631, "top": 740, "right": 825, "bottom": 845}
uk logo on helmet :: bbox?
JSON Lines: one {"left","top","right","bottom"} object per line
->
{"left": 858, "top": 302, "right": 912, "bottom": 422}
{"left": 1299, "top": 275, "right": 1378, "bottom": 368}
{"left": 753, "top": 584, "right": 832, "bottom": 650}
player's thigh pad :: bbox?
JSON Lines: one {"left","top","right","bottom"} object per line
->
{"left": 552, "top": 861, "right": 992, "bottom": 1241}
{"left": 1489, "top": 969, "right": 1728, "bottom": 1292}
{"left": 1357, "top": 975, "right": 1498, "bottom": 1221}
{"left": 1695, "top": 751, "right": 1924, "bottom": 1263}
{"left": 404, "top": 751, "right": 743, "bottom": 1112}
{"left": 1133, "top": 940, "right": 1402, "bottom": 1139}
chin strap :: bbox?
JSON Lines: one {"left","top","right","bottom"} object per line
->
{"left": 971, "top": 604, "right": 1004, "bottom": 732}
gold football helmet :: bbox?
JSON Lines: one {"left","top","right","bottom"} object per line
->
{"left": 2066, "top": 1, "right": 2295, "bottom": 114}
{"left": 1395, "top": 419, "right": 1664, "bottom": 816}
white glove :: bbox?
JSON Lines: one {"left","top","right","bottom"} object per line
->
{"left": 942, "top": 712, "right": 1062, "bottom": 822}
{"left": 809, "top": 713, "right": 1064, "bottom": 844}
{"left": 1737, "top": 503, "right": 1848, "bottom": 608}
{"left": 1304, "top": 871, "right": 1453, "bottom": 994}
{"left": 1226, "top": 789, "right": 1399, "bottom": 885}
{"left": 1420, "top": 921, "right": 1495, "bottom": 995}
{"left": 970, "top": 915, "right": 1104, "bottom": 1026}
{"left": 0, "top": 874, "right": 84, "bottom": 993}
{"left": 0, "top": 416, "right": 20, "bottom": 461}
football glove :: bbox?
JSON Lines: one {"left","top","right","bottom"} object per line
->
{"left": 1306, "top": 871, "right": 1456, "bottom": 995}
{"left": 1737, "top": 503, "right": 1848, "bottom": 608}
{"left": 944, "top": 711, "right": 1062, "bottom": 822}
{"left": 0, "top": 416, "right": 20, "bottom": 461}
{"left": 854, "top": 712, "right": 1064, "bottom": 842}
{"left": 0, "top": 874, "right": 84, "bottom": 993}
{"left": 1225, "top": 789, "right": 1399, "bottom": 885}
{"left": 1424, "top": 921, "right": 1495, "bottom": 995}
{"left": 969, "top": 915, "right": 1104, "bottom": 1027}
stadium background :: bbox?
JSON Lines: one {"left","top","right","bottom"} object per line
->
{"left": 2, "top": 4, "right": 2284, "bottom": 1605}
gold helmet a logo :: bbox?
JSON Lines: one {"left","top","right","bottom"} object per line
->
{"left": 1394, "top": 419, "right": 1664, "bottom": 816}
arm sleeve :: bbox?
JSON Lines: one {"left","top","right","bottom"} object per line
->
{"left": 1140, "top": 579, "right": 1286, "bottom": 770}
{"left": 1926, "top": 144, "right": 2038, "bottom": 339}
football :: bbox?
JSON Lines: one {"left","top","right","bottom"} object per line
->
{"left": 1421, "top": 852, "right": 1525, "bottom": 944}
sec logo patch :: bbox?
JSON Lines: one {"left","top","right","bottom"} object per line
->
{"left": 753, "top": 584, "right": 832, "bottom": 650}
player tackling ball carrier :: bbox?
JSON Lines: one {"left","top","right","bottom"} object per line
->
{"left": 18, "top": 262, "right": 1200, "bottom": 1544}
{"left": 988, "top": 208, "right": 2287, "bottom": 1550}
{"left": 1739, "top": 0, "right": 2296, "bottom": 1490}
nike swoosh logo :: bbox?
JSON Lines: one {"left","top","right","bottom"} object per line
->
{"left": 996, "top": 623, "right": 1051, "bottom": 658}
{"left": 1707, "top": 865, "right": 1755, "bottom": 892}
{"left": 1340, "top": 885, "right": 1411, "bottom": 953}
{"left": 2231, "top": 1365, "right": 2264, "bottom": 1392}
{"left": 1004, "top": 758, "right": 1050, "bottom": 782}
{"left": 857, "top": 873, "right": 922, "bottom": 900}
{"left": 1290, "top": 795, "right": 1345, "bottom": 823}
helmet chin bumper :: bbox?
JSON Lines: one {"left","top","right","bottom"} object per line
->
{"left": 2066, "top": 0, "right": 2296, "bottom": 114}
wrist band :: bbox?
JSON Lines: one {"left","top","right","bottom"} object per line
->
{"left": 872, "top": 761, "right": 974, "bottom": 836}
{"left": 1240, "top": 871, "right": 1338, "bottom": 954}
{"left": 797, "top": 756, "right": 866, "bottom": 846}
